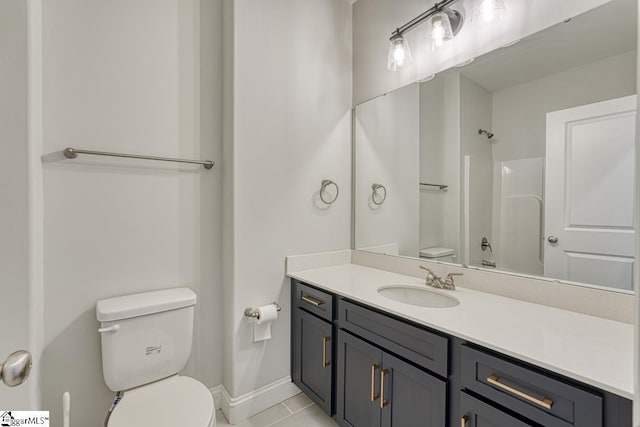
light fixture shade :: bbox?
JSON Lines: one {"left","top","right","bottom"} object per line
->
{"left": 472, "top": 0, "right": 507, "bottom": 23}
{"left": 429, "top": 11, "right": 454, "bottom": 51}
{"left": 387, "top": 35, "right": 412, "bottom": 71}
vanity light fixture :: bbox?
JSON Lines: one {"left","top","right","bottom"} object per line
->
{"left": 387, "top": 0, "right": 509, "bottom": 71}
{"left": 472, "top": 0, "right": 507, "bottom": 24}
{"left": 428, "top": 9, "right": 463, "bottom": 51}
{"left": 387, "top": 0, "right": 463, "bottom": 71}
{"left": 387, "top": 34, "right": 413, "bottom": 71}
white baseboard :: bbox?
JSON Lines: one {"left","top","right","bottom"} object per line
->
{"left": 210, "top": 385, "right": 223, "bottom": 411}
{"left": 220, "top": 376, "right": 301, "bottom": 424}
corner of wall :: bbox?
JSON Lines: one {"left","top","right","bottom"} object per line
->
{"left": 221, "top": 0, "right": 236, "bottom": 398}
{"left": 27, "top": 0, "right": 44, "bottom": 410}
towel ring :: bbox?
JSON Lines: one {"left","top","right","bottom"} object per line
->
{"left": 372, "top": 183, "right": 387, "bottom": 206}
{"left": 320, "top": 179, "right": 339, "bottom": 205}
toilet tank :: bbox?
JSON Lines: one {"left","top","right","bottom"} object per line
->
{"left": 96, "top": 288, "right": 197, "bottom": 392}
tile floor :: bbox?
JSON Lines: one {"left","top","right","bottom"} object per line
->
{"left": 216, "top": 393, "right": 338, "bottom": 427}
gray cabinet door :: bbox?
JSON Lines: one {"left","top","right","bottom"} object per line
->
{"left": 336, "top": 331, "right": 382, "bottom": 427}
{"left": 460, "top": 392, "right": 533, "bottom": 427}
{"left": 293, "top": 308, "right": 333, "bottom": 415}
{"left": 380, "top": 352, "right": 446, "bottom": 427}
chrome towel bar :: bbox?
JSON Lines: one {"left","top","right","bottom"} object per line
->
{"left": 63, "top": 147, "right": 215, "bottom": 170}
{"left": 420, "top": 182, "right": 448, "bottom": 190}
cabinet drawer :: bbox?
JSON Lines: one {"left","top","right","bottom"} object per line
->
{"left": 338, "top": 299, "right": 448, "bottom": 377}
{"left": 460, "top": 392, "right": 534, "bottom": 427}
{"left": 461, "top": 345, "right": 602, "bottom": 427}
{"left": 294, "top": 281, "right": 334, "bottom": 322}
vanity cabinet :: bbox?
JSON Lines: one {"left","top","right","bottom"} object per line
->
{"left": 335, "top": 298, "right": 448, "bottom": 426}
{"left": 459, "top": 344, "right": 632, "bottom": 427}
{"left": 336, "top": 330, "right": 446, "bottom": 427}
{"left": 290, "top": 279, "right": 632, "bottom": 427}
{"left": 460, "top": 345, "right": 604, "bottom": 427}
{"left": 291, "top": 282, "right": 335, "bottom": 415}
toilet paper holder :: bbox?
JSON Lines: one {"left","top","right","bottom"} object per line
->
{"left": 244, "top": 302, "right": 281, "bottom": 319}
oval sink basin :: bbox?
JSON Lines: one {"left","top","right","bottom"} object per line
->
{"left": 378, "top": 285, "right": 459, "bottom": 308}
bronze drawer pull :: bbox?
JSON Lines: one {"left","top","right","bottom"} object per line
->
{"left": 322, "top": 336, "right": 331, "bottom": 367}
{"left": 370, "top": 364, "right": 380, "bottom": 401}
{"left": 487, "top": 375, "right": 553, "bottom": 410}
{"left": 301, "top": 295, "right": 324, "bottom": 306}
{"left": 461, "top": 414, "right": 469, "bottom": 427}
{"left": 380, "top": 369, "right": 389, "bottom": 408}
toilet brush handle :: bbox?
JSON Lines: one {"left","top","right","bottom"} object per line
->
{"left": 63, "top": 392, "right": 70, "bottom": 427}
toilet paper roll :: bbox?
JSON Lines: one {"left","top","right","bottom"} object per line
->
{"left": 255, "top": 304, "right": 278, "bottom": 325}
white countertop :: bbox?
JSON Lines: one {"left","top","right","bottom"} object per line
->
{"left": 288, "top": 263, "right": 634, "bottom": 399}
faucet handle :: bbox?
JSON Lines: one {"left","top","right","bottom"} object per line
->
{"left": 419, "top": 266, "right": 440, "bottom": 287}
{"left": 443, "top": 272, "right": 463, "bottom": 289}
{"left": 419, "top": 265, "right": 434, "bottom": 276}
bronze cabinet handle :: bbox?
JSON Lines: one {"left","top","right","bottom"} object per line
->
{"left": 301, "top": 295, "right": 324, "bottom": 306}
{"left": 461, "top": 414, "right": 469, "bottom": 427}
{"left": 380, "top": 369, "right": 389, "bottom": 408}
{"left": 322, "top": 336, "right": 331, "bottom": 367}
{"left": 487, "top": 375, "right": 553, "bottom": 409}
{"left": 370, "top": 364, "right": 380, "bottom": 401}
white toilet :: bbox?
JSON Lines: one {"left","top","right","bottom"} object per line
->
{"left": 96, "top": 288, "right": 215, "bottom": 427}
{"left": 419, "top": 247, "right": 456, "bottom": 263}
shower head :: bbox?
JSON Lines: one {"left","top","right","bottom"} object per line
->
{"left": 478, "top": 129, "right": 494, "bottom": 139}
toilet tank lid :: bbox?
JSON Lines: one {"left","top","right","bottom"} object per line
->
{"left": 419, "top": 247, "right": 454, "bottom": 258}
{"left": 96, "top": 287, "right": 197, "bottom": 322}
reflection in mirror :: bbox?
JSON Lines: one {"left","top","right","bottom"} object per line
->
{"left": 354, "top": 0, "right": 637, "bottom": 292}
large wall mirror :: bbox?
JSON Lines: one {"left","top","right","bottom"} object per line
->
{"left": 354, "top": 0, "right": 637, "bottom": 293}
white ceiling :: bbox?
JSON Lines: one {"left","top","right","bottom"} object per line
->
{"left": 455, "top": 0, "right": 636, "bottom": 92}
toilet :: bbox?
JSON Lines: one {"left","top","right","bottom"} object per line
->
{"left": 419, "top": 247, "right": 456, "bottom": 263}
{"left": 96, "top": 288, "right": 215, "bottom": 427}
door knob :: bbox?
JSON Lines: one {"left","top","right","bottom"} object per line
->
{"left": 0, "top": 350, "right": 32, "bottom": 387}
{"left": 547, "top": 235, "right": 559, "bottom": 244}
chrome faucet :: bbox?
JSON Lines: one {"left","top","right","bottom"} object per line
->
{"left": 419, "top": 266, "right": 463, "bottom": 290}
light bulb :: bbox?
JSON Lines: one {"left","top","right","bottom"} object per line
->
{"left": 472, "top": 0, "right": 507, "bottom": 24}
{"left": 387, "top": 35, "right": 412, "bottom": 71}
{"left": 429, "top": 11, "right": 454, "bottom": 51}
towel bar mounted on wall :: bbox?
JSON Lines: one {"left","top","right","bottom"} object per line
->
{"left": 63, "top": 147, "right": 215, "bottom": 170}
{"left": 420, "top": 182, "right": 448, "bottom": 191}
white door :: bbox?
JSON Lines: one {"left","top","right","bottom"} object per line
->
{"left": 0, "top": 0, "right": 34, "bottom": 409}
{"left": 544, "top": 95, "right": 636, "bottom": 290}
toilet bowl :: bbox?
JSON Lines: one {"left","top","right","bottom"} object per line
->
{"left": 97, "top": 288, "right": 215, "bottom": 427}
{"left": 419, "top": 247, "right": 456, "bottom": 263}
{"left": 107, "top": 375, "right": 215, "bottom": 427}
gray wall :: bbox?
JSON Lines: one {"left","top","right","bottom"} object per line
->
{"left": 40, "top": 1, "right": 223, "bottom": 425}
{"left": 492, "top": 50, "right": 636, "bottom": 162}
{"left": 223, "top": 0, "right": 353, "bottom": 407}
{"left": 0, "top": 0, "right": 31, "bottom": 410}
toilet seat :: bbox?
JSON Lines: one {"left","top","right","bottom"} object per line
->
{"left": 108, "top": 375, "right": 215, "bottom": 427}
